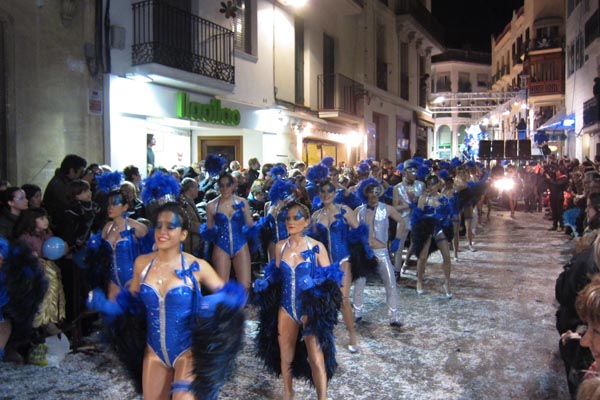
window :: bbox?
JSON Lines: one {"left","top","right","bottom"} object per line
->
{"left": 233, "top": 0, "right": 252, "bottom": 54}
{"left": 400, "top": 41, "right": 409, "bottom": 100}
{"left": 477, "top": 74, "right": 488, "bottom": 88}
{"left": 458, "top": 72, "right": 471, "bottom": 92}
{"left": 295, "top": 17, "right": 304, "bottom": 104}
{"left": 436, "top": 73, "right": 451, "bottom": 92}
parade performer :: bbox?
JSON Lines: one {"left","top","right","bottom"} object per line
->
{"left": 88, "top": 202, "right": 246, "bottom": 399}
{"left": 86, "top": 171, "right": 149, "bottom": 300}
{"left": 353, "top": 178, "right": 404, "bottom": 326}
{"left": 392, "top": 159, "right": 425, "bottom": 273}
{"left": 411, "top": 173, "right": 454, "bottom": 298}
{"left": 263, "top": 166, "right": 296, "bottom": 260}
{"left": 0, "top": 237, "right": 47, "bottom": 363}
{"left": 310, "top": 179, "right": 364, "bottom": 353}
{"left": 254, "top": 202, "right": 342, "bottom": 400}
{"left": 203, "top": 171, "right": 256, "bottom": 291}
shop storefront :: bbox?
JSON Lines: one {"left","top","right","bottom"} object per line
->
{"left": 106, "top": 75, "right": 293, "bottom": 174}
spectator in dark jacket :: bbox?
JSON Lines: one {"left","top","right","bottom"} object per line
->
{"left": 546, "top": 166, "right": 569, "bottom": 230}
{"left": 43, "top": 154, "right": 87, "bottom": 229}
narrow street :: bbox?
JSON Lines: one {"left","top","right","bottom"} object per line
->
{"left": 1, "top": 209, "right": 572, "bottom": 399}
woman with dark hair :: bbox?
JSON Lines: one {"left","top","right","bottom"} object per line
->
{"left": 87, "top": 202, "right": 245, "bottom": 399}
{"left": 310, "top": 179, "right": 360, "bottom": 353}
{"left": 412, "top": 173, "right": 453, "bottom": 298}
{"left": 0, "top": 187, "right": 28, "bottom": 239}
{"left": 204, "top": 172, "right": 255, "bottom": 290}
{"left": 21, "top": 184, "right": 42, "bottom": 209}
{"left": 254, "top": 202, "right": 342, "bottom": 400}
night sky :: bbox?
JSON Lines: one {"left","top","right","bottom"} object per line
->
{"left": 431, "top": 0, "right": 525, "bottom": 52}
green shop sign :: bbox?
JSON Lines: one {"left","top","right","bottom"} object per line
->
{"left": 176, "top": 92, "right": 241, "bottom": 126}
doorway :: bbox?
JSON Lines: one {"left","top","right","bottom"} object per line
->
{"left": 198, "top": 136, "right": 243, "bottom": 166}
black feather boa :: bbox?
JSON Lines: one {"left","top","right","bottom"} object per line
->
{"left": 255, "top": 278, "right": 342, "bottom": 385}
{"left": 3, "top": 240, "right": 48, "bottom": 342}
{"left": 191, "top": 304, "right": 246, "bottom": 399}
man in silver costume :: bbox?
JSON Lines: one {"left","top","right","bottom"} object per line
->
{"left": 354, "top": 178, "right": 405, "bottom": 327}
{"left": 392, "top": 159, "right": 425, "bottom": 273}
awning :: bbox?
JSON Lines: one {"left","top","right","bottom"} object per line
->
{"left": 537, "top": 107, "right": 575, "bottom": 131}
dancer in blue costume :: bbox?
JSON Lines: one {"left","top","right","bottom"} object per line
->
{"left": 88, "top": 202, "right": 245, "bottom": 399}
{"left": 310, "top": 179, "right": 360, "bottom": 353}
{"left": 254, "top": 202, "right": 342, "bottom": 400}
{"left": 412, "top": 173, "right": 454, "bottom": 298}
{"left": 204, "top": 172, "right": 255, "bottom": 290}
{"left": 264, "top": 176, "right": 296, "bottom": 260}
{"left": 86, "top": 171, "right": 148, "bottom": 300}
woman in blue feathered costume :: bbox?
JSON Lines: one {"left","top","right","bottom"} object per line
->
{"left": 263, "top": 168, "right": 296, "bottom": 261}
{"left": 411, "top": 173, "right": 454, "bottom": 298}
{"left": 87, "top": 202, "right": 246, "bottom": 399}
{"left": 86, "top": 171, "right": 149, "bottom": 300}
{"left": 254, "top": 202, "right": 342, "bottom": 400}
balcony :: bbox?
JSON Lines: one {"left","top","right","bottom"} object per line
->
{"left": 584, "top": 96, "right": 599, "bottom": 127}
{"left": 528, "top": 79, "right": 564, "bottom": 97}
{"left": 526, "top": 36, "right": 564, "bottom": 52}
{"left": 132, "top": 1, "right": 235, "bottom": 85}
{"left": 317, "top": 73, "right": 364, "bottom": 123}
{"left": 395, "top": 0, "right": 445, "bottom": 52}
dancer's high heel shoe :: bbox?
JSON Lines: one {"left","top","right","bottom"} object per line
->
{"left": 442, "top": 282, "right": 453, "bottom": 299}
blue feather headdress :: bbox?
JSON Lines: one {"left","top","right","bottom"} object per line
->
{"left": 306, "top": 164, "right": 329, "bottom": 183}
{"left": 269, "top": 178, "right": 296, "bottom": 203}
{"left": 270, "top": 165, "right": 288, "bottom": 180}
{"left": 438, "top": 169, "right": 451, "bottom": 181}
{"left": 321, "top": 156, "right": 335, "bottom": 168}
{"left": 357, "top": 177, "right": 384, "bottom": 204}
{"left": 357, "top": 161, "right": 370, "bottom": 175}
{"left": 450, "top": 157, "right": 462, "bottom": 169}
{"left": 438, "top": 161, "right": 451, "bottom": 171}
{"left": 416, "top": 165, "right": 431, "bottom": 181}
{"left": 397, "top": 163, "right": 404, "bottom": 173}
{"left": 141, "top": 172, "right": 181, "bottom": 205}
{"left": 205, "top": 154, "right": 227, "bottom": 177}
{"left": 96, "top": 171, "right": 124, "bottom": 194}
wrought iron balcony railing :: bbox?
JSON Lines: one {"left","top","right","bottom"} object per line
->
{"left": 528, "top": 79, "right": 564, "bottom": 96}
{"left": 317, "top": 73, "right": 364, "bottom": 118}
{"left": 132, "top": 0, "right": 235, "bottom": 84}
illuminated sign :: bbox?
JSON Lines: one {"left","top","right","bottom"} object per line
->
{"left": 176, "top": 92, "right": 241, "bottom": 126}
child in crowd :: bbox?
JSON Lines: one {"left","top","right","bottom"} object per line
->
{"left": 14, "top": 208, "right": 66, "bottom": 365}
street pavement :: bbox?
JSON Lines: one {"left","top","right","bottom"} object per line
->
{"left": 0, "top": 209, "right": 572, "bottom": 399}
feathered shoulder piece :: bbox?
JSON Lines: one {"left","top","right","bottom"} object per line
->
{"left": 306, "top": 164, "right": 329, "bottom": 183}
{"left": 205, "top": 154, "right": 227, "bottom": 177}
{"left": 270, "top": 165, "right": 287, "bottom": 180}
{"left": 321, "top": 156, "right": 335, "bottom": 168}
{"left": 141, "top": 172, "right": 181, "bottom": 205}
{"left": 97, "top": 171, "right": 124, "bottom": 194}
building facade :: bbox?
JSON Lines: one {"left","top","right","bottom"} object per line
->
{"left": 430, "top": 49, "right": 491, "bottom": 159}
{"left": 490, "top": 0, "right": 566, "bottom": 156}
{"left": 0, "top": 0, "right": 103, "bottom": 186}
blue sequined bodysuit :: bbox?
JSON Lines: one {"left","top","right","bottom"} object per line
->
{"left": 266, "top": 209, "right": 288, "bottom": 244}
{"left": 214, "top": 198, "right": 247, "bottom": 256}
{"left": 108, "top": 222, "right": 140, "bottom": 289}
{"left": 314, "top": 206, "right": 350, "bottom": 263}
{"left": 279, "top": 238, "right": 318, "bottom": 325}
{"left": 138, "top": 255, "right": 199, "bottom": 368}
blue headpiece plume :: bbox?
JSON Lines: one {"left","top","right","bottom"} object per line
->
{"left": 450, "top": 157, "right": 462, "bottom": 169}
{"left": 365, "top": 157, "right": 375, "bottom": 166}
{"left": 397, "top": 163, "right": 405, "bottom": 173}
{"left": 306, "top": 164, "right": 329, "bottom": 183}
{"left": 357, "top": 161, "right": 370, "bottom": 175}
{"left": 466, "top": 161, "right": 476, "bottom": 168}
{"left": 423, "top": 159, "right": 433, "bottom": 168}
{"left": 205, "top": 154, "right": 227, "bottom": 177}
{"left": 438, "top": 169, "right": 450, "bottom": 181}
{"left": 270, "top": 165, "right": 288, "bottom": 180}
{"left": 269, "top": 178, "right": 296, "bottom": 203}
{"left": 438, "top": 161, "right": 450, "bottom": 170}
{"left": 416, "top": 165, "right": 431, "bottom": 181}
{"left": 96, "top": 171, "right": 124, "bottom": 194}
{"left": 357, "top": 177, "right": 383, "bottom": 204}
{"left": 413, "top": 156, "right": 425, "bottom": 165}
{"left": 141, "top": 172, "right": 181, "bottom": 205}
{"left": 321, "top": 156, "right": 335, "bottom": 168}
